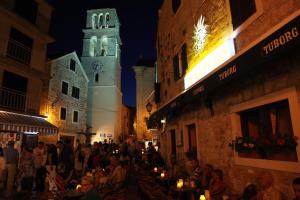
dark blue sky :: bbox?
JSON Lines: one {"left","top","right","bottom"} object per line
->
{"left": 47, "top": 0, "right": 162, "bottom": 107}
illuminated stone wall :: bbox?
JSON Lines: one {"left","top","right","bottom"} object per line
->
{"left": 46, "top": 52, "right": 88, "bottom": 145}
{"left": 133, "top": 65, "right": 155, "bottom": 141}
{"left": 156, "top": 0, "right": 300, "bottom": 198}
{"left": 81, "top": 9, "right": 122, "bottom": 142}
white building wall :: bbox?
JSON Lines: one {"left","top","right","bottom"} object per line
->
{"left": 133, "top": 66, "right": 155, "bottom": 141}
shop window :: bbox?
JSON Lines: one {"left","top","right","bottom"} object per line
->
{"left": 73, "top": 111, "right": 79, "bottom": 123}
{"left": 72, "top": 86, "right": 80, "bottom": 99}
{"left": 60, "top": 107, "right": 66, "bottom": 120}
{"left": 229, "top": 0, "right": 256, "bottom": 30}
{"left": 70, "top": 59, "right": 76, "bottom": 72}
{"left": 61, "top": 81, "right": 68, "bottom": 95}
{"left": 238, "top": 100, "right": 297, "bottom": 162}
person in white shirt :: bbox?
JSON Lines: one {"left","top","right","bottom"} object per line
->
{"left": 257, "top": 172, "right": 282, "bottom": 200}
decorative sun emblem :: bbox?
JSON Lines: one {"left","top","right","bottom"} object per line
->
{"left": 193, "top": 15, "right": 208, "bottom": 53}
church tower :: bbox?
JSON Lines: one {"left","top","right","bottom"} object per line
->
{"left": 81, "top": 9, "right": 122, "bottom": 142}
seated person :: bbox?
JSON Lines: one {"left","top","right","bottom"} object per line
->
{"left": 168, "top": 154, "right": 185, "bottom": 183}
{"left": 201, "top": 164, "right": 213, "bottom": 190}
{"left": 293, "top": 177, "right": 300, "bottom": 200}
{"left": 189, "top": 159, "right": 202, "bottom": 182}
{"left": 108, "top": 156, "right": 127, "bottom": 189}
{"left": 80, "top": 176, "right": 102, "bottom": 200}
{"left": 209, "top": 169, "right": 225, "bottom": 200}
{"left": 242, "top": 184, "right": 257, "bottom": 200}
{"left": 95, "top": 168, "right": 110, "bottom": 188}
{"left": 257, "top": 172, "right": 282, "bottom": 200}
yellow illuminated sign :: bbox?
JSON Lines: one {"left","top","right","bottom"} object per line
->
{"left": 184, "top": 39, "right": 235, "bottom": 89}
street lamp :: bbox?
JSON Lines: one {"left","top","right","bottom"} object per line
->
{"left": 146, "top": 102, "right": 152, "bottom": 114}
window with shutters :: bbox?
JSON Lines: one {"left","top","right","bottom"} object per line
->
{"left": 173, "top": 43, "right": 188, "bottom": 82}
{"left": 173, "top": 54, "right": 180, "bottom": 81}
{"left": 229, "top": 0, "right": 258, "bottom": 30}
{"left": 61, "top": 81, "right": 68, "bottom": 95}
{"left": 73, "top": 110, "right": 79, "bottom": 123}
{"left": 60, "top": 107, "right": 67, "bottom": 120}
{"left": 181, "top": 43, "right": 188, "bottom": 75}
{"left": 70, "top": 59, "right": 76, "bottom": 72}
{"left": 72, "top": 86, "right": 80, "bottom": 99}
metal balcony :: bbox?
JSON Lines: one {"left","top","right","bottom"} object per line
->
{"left": 7, "top": 39, "right": 31, "bottom": 65}
{"left": 0, "top": 87, "right": 26, "bottom": 112}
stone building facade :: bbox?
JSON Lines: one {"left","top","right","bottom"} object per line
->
{"left": 0, "top": 0, "right": 58, "bottom": 149}
{"left": 81, "top": 9, "right": 122, "bottom": 142}
{"left": 133, "top": 59, "right": 156, "bottom": 141}
{"left": 150, "top": 0, "right": 300, "bottom": 198}
{"left": 41, "top": 52, "right": 89, "bottom": 146}
{"left": 120, "top": 105, "right": 135, "bottom": 141}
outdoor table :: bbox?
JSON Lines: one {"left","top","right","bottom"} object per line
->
{"left": 63, "top": 190, "right": 84, "bottom": 200}
{"left": 169, "top": 184, "right": 201, "bottom": 200}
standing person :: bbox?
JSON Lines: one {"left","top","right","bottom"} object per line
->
{"left": 74, "top": 142, "right": 84, "bottom": 177}
{"left": 33, "top": 141, "right": 47, "bottom": 192}
{"left": 17, "top": 148, "right": 35, "bottom": 191}
{"left": 3, "top": 141, "right": 19, "bottom": 198}
{"left": 46, "top": 144, "right": 58, "bottom": 184}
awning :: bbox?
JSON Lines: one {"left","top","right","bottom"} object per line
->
{"left": 0, "top": 110, "right": 58, "bottom": 134}
{"left": 148, "top": 14, "right": 300, "bottom": 129}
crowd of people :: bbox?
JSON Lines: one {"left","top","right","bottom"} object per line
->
{"left": 0, "top": 139, "right": 299, "bottom": 200}
{"left": 0, "top": 138, "right": 140, "bottom": 199}
{"left": 139, "top": 147, "right": 300, "bottom": 200}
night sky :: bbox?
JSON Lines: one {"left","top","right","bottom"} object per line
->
{"left": 47, "top": 0, "right": 163, "bottom": 107}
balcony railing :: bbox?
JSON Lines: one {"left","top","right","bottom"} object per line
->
{"left": 0, "top": 87, "right": 26, "bottom": 112}
{"left": 7, "top": 39, "right": 31, "bottom": 65}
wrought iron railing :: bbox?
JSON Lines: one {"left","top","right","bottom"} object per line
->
{"left": 7, "top": 39, "right": 31, "bottom": 65}
{"left": 0, "top": 87, "right": 26, "bottom": 112}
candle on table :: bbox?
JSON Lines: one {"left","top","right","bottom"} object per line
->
{"left": 199, "top": 195, "right": 206, "bottom": 200}
{"left": 177, "top": 179, "right": 183, "bottom": 189}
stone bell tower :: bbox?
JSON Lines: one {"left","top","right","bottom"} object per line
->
{"left": 81, "top": 8, "right": 122, "bottom": 142}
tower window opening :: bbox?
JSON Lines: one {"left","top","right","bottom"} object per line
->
{"left": 95, "top": 73, "right": 99, "bottom": 82}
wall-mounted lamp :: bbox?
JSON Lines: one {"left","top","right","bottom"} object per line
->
{"left": 146, "top": 102, "right": 153, "bottom": 114}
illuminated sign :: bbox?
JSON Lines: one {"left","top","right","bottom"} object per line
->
{"left": 184, "top": 39, "right": 235, "bottom": 89}
{"left": 193, "top": 16, "right": 208, "bottom": 53}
